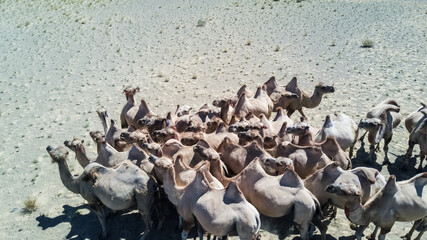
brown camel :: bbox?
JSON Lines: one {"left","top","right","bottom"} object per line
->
{"left": 233, "top": 86, "right": 273, "bottom": 119}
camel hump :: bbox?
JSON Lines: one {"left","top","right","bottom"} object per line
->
{"left": 383, "top": 175, "right": 397, "bottom": 194}
{"left": 285, "top": 77, "right": 298, "bottom": 91}
{"left": 280, "top": 167, "right": 304, "bottom": 188}
{"left": 254, "top": 86, "right": 262, "bottom": 98}
{"left": 140, "top": 99, "right": 150, "bottom": 111}
{"left": 224, "top": 181, "right": 245, "bottom": 204}
{"left": 322, "top": 115, "right": 333, "bottom": 128}
{"left": 236, "top": 84, "right": 247, "bottom": 97}
{"left": 234, "top": 92, "right": 247, "bottom": 115}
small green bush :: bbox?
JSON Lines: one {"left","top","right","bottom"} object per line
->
{"left": 361, "top": 39, "right": 374, "bottom": 48}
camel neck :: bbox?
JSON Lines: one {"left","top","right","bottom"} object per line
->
{"left": 57, "top": 160, "right": 80, "bottom": 194}
{"left": 75, "top": 150, "right": 91, "bottom": 168}
{"left": 302, "top": 88, "right": 323, "bottom": 108}
{"left": 345, "top": 201, "right": 368, "bottom": 225}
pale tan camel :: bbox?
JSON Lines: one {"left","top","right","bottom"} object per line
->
{"left": 284, "top": 77, "right": 335, "bottom": 117}
{"left": 358, "top": 99, "right": 401, "bottom": 165}
{"left": 180, "top": 123, "right": 239, "bottom": 150}
{"left": 237, "top": 129, "right": 264, "bottom": 147}
{"left": 404, "top": 117, "right": 427, "bottom": 171}
{"left": 314, "top": 113, "right": 359, "bottom": 158}
{"left": 326, "top": 173, "right": 427, "bottom": 240}
{"left": 217, "top": 137, "right": 276, "bottom": 175}
{"left": 263, "top": 76, "right": 299, "bottom": 110}
{"left": 120, "top": 86, "right": 140, "bottom": 128}
{"left": 209, "top": 157, "right": 319, "bottom": 240}
{"left": 105, "top": 119, "right": 129, "bottom": 151}
{"left": 228, "top": 113, "right": 263, "bottom": 133}
{"left": 125, "top": 99, "right": 156, "bottom": 129}
{"left": 212, "top": 98, "right": 234, "bottom": 124}
{"left": 64, "top": 138, "right": 91, "bottom": 168}
{"left": 263, "top": 122, "right": 293, "bottom": 149}
{"left": 46, "top": 146, "right": 155, "bottom": 240}
{"left": 267, "top": 141, "right": 331, "bottom": 179}
{"left": 212, "top": 84, "right": 255, "bottom": 108}
{"left": 298, "top": 132, "right": 351, "bottom": 170}
{"left": 96, "top": 107, "right": 109, "bottom": 135}
{"left": 177, "top": 164, "right": 261, "bottom": 240}
{"left": 166, "top": 106, "right": 192, "bottom": 133}
{"left": 404, "top": 102, "right": 426, "bottom": 133}
{"left": 119, "top": 129, "right": 151, "bottom": 147}
{"left": 136, "top": 115, "right": 167, "bottom": 135}
{"left": 304, "top": 162, "right": 386, "bottom": 239}
{"left": 89, "top": 131, "right": 105, "bottom": 154}
{"left": 286, "top": 117, "right": 318, "bottom": 144}
{"left": 233, "top": 86, "right": 273, "bottom": 119}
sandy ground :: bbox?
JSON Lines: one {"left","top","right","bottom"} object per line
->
{"left": 0, "top": 0, "right": 426, "bottom": 239}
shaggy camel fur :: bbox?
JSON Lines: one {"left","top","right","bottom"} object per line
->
{"left": 233, "top": 86, "right": 273, "bottom": 119}
{"left": 217, "top": 137, "right": 277, "bottom": 175}
{"left": 314, "top": 113, "right": 359, "bottom": 158}
{"left": 326, "top": 173, "right": 427, "bottom": 240}
{"left": 284, "top": 77, "right": 335, "bottom": 118}
{"left": 120, "top": 86, "right": 140, "bottom": 128}
{"left": 210, "top": 157, "right": 319, "bottom": 240}
{"left": 304, "top": 162, "right": 386, "bottom": 239}
{"left": 405, "top": 102, "right": 426, "bottom": 133}
{"left": 404, "top": 117, "right": 427, "bottom": 171}
{"left": 47, "top": 146, "right": 156, "bottom": 240}
{"left": 358, "top": 99, "right": 401, "bottom": 165}
{"left": 299, "top": 132, "right": 351, "bottom": 170}
{"left": 267, "top": 141, "right": 331, "bottom": 179}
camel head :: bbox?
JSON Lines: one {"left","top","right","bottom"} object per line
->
{"left": 152, "top": 127, "right": 178, "bottom": 143}
{"left": 206, "top": 116, "right": 223, "bottom": 133}
{"left": 141, "top": 142, "right": 162, "bottom": 157}
{"left": 123, "top": 86, "right": 140, "bottom": 99}
{"left": 47, "top": 145, "right": 69, "bottom": 163}
{"left": 315, "top": 82, "right": 335, "bottom": 94}
{"left": 96, "top": 107, "right": 108, "bottom": 120}
{"left": 120, "top": 131, "right": 149, "bottom": 145}
{"left": 325, "top": 183, "right": 362, "bottom": 197}
{"left": 89, "top": 131, "right": 105, "bottom": 144}
{"left": 180, "top": 131, "right": 203, "bottom": 146}
{"left": 358, "top": 118, "right": 384, "bottom": 143}
{"left": 176, "top": 105, "right": 192, "bottom": 117}
{"left": 64, "top": 138, "right": 86, "bottom": 154}
{"left": 238, "top": 130, "right": 263, "bottom": 146}
{"left": 263, "top": 157, "right": 293, "bottom": 175}
{"left": 286, "top": 122, "right": 310, "bottom": 135}
{"left": 137, "top": 115, "right": 165, "bottom": 131}
{"left": 212, "top": 97, "right": 231, "bottom": 108}
{"left": 193, "top": 143, "right": 220, "bottom": 161}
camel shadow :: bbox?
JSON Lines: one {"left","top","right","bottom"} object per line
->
{"left": 351, "top": 141, "right": 383, "bottom": 172}
{"left": 387, "top": 153, "right": 422, "bottom": 181}
{"left": 36, "top": 204, "right": 181, "bottom": 240}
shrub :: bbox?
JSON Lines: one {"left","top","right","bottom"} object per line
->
{"left": 361, "top": 39, "right": 374, "bottom": 48}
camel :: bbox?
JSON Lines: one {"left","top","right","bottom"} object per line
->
{"left": 187, "top": 103, "right": 219, "bottom": 127}
{"left": 228, "top": 113, "right": 263, "bottom": 133}
{"left": 217, "top": 137, "right": 277, "bottom": 175}
{"left": 64, "top": 138, "right": 91, "bottom": 168}
{"left": 46, "top": 146, "right": 156, "bottom": 240}
{"left": 119, "top": 129, "right": 151, "bottom": 147}
{"left": 149, "top": 156, "right": 260, "bottom": 239}
{"left": 314, "top": 113, "right": 359, "bottom": 158}
{"left": 260, "top": 108, "right": 294, "bottom": 136}
{"left": 304, "top": 162, "right": 386, "bottom": 239}
{"left": 286, "top": 117, "right": 318, "bottom": 144}
{"left": 358, "top": 99, "right": 401, "bottom": 164}
{"left": 325, "top": 173, "right": 427, "bottom": 240}
{"left": 233, "top": 86, "right": 273, "bottom": 119}
{"left": 237, "top": 129, "right": 264, "bottom": 146}
{"left": 166, "top": 107, "right": 192, "bottom": 133}
{"left": 212, "top": 98, "right": 234, "bottom": 124}
{"left": 284, "top": 77, "right": 335, "bottom": 117}
{"left": 212, "top": 84, "right": 255, "bottom": 108}
{"left": 89, "top": 131, "right": 105, "bottom": 154}
{"left": 262, "top": 76, "right": 299, "bottom": 110}
{"left": 405, "top": 102, "right": 426, "bottom": 133}
{"left": 404, "top": 117, "right": 427, "bottom": 171}
{"left": 180, "top": 123, "right": 239, "bottom": 150}
{"left": 125, "top": 98, "right": 156, "bottom": 129}
{"left": 209, "top": 157, "right": 320, "bottom": 240}
{"left": 136, "top": 115, "right": 167, "bottom": 135}
{"left": 267, "top": 141, "right": 331, "bottom": 179}
{"left": 96, "top": 107, "right": 109, "bottom": 135}
{"left": 120, "top": 86, "right": 140, "bottom": 128}
{"left": 105, "top": 119, "right": 129, "bottom": 151}
{"left": 299, "top": 132, "right": 351, "bottom": 170}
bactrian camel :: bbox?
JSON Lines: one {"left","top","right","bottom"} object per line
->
{"left": 46, "top": 145, "right": 156, "bottom": 240}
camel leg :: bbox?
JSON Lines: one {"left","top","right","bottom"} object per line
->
{"left": 378, "top": 227, "right": 391, "bottom": 240}
{"left": 297, "top": 109, "right": 307, "bottom": 119}
{"left": 197, "top": 220, "right": 205, "bottom": 240}
{"left": 287, "top": 109, "right": 295, "bottom": 117}
{"left": 89, "top": 202, "right": 109, "bottom": 240}
{"left": 368, "top": 226, "right": 379, "bottom": 240}
{"left": 402, "top": 219, "right": 422, "bottom": 239}
{"left": 359, "top": 130, "right": 367, "bottom": 143}
{"left": 182, "top": 219, "right": 194, "bottom": 240}
{"left": 349, "top": 127, "right": 359, "bottom": 158}
{"left": 366, "top": 145, "right": 376, "bottom": 164}
{"left": 417, "top": 152, "right": 425, "bottom": 173}
{"left": 355, "top": 225, "right": 368, "bottom": 240}
{"left": 414, "top": 219, "right": 427, "bottom": 240}
{"left": 402, "top": 140, "right": 415, "bottom": 170}
{"left": 382, "top": 137, "right": 392, "bottom": 165}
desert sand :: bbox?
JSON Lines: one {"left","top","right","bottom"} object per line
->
{"left": 0, "top": 0, "right": 426, "bottom": 239}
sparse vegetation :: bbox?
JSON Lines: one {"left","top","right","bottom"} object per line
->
{"left": 274, "top": 45, "right": 280, "bottom": 52}
{"left": 196, "top": 19, "right": 206, "bottom": 27}
{"left": 361, "top": 39, "right": 374, "bottom": 48}
{"left": 23, "top": 197, "right": 37, "bottom": 213}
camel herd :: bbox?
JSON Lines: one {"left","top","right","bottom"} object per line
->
{"left": 46, "top": 76, "right": 427, "bottom": 240}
